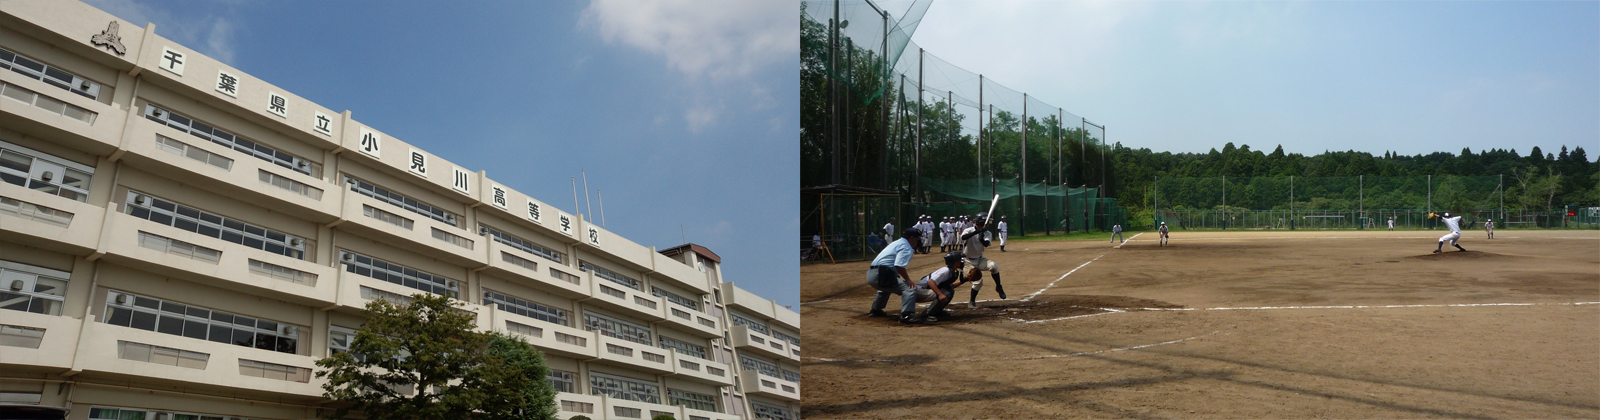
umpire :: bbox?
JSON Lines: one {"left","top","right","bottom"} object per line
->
{"left": 867, "top": 227, "right": 925, "bottom": 324}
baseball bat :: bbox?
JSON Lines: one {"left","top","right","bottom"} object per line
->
{"left": 985, "top": 194, "right": 999, "bottom": 226}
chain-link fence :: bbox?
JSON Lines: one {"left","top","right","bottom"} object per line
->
{"left": 801, "top": 0, "right": 1116, "bottom": 232}
{"left": 1150, "top": 175, "right": 1531, "bottom": 230}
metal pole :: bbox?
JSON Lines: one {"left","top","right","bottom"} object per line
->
{"left": 1499, "top": 174, "right": 1504, "bottom": 224}
{"left": 1222, "top": 175, "right": 1226, "bottom": 230}
{"left": 1427, "top": 174, "right": 1432, "bottom": 228}
{"left": 1290, "top": 176, "right": 1294, "bottom": 230}
{"left": 978, "top": 75, "right": 984, "bottom": 181}
{"left": 844, "top": 38, "right": 854, "bottom": 185}
{"left": 915, "top": 48, "right": 923, "bottom": 206}
{"left": 1081, "top": 117, "right": 1088, "bottom": 232}
{"left": 1021, "top": 93, "right": 1027, "bottom": 234}
{"left": 881, "top": 10, "right": 889, "bottom": 190}
{"left": 829, "top": 0, "right": 840, "bottom": 186}
{"left": 1359, "top": 175, "right": 1363, "bottom": 229}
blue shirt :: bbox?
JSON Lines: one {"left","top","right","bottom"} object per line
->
{"left": 871, "top": 238, "right": 915, "bottom": 268}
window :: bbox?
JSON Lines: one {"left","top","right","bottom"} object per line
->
{"left": 155, "top": 135, "right": 233, "bottom": 170}
{"left": 125, "top": 191, "right": 307, "bottom": 260}
{"left": 103, "top": 290, "right": 300, "bottom": 355}
{"left": 548, "top": 369, "right": 576, "bottom": 393}
{"left": 344, "top": 175, "right": 459, "bottom": 227}
{"left": 0, "top": 47, "right": 101, "bottom": 99}
{"left": 560, "top": 400, "right": 594, "bottom": 414}
{"left": 773, "top": 330, "right": 800, "bottom": 347}
{"left": 0, "top": 195, "right": 74, "bottom": 227}
{"left": 579, "top": 260, "right": 639, "bottom": 290}
{"left": 340, "top": 250, "right": 459, "bottom": 298}
{"left": 248, "top": 259, "right": 316, "bottom": 285}
{"left": 613, "top": 407, "right": 642, "bottom": 418}
{"left": 328, "top": 326, "right": 355, "bottom": 355}
{"left": 583, "top": 311, "right": 651, "bottom": 345}
{"left": 363, "top": 204, "right": 413, "bottom": 229}
{"left": 145, "top": 103, "right": 320, "bottom": 177}
{"left": 0, "top": 324, "right": 45, "bottom": 348}
{"left": 548, "top": 268, "right": 582, "bottom": 285}
{"left": 0, "top": 259, "right": 69, "bottom": 315}
{"left": 730, "top": 312, "right": 770, "bottom": 335}
{"left": 589, "top": 372, "right": 661, "bottom": 403}
{"left": 259, "top": 170, "right": 322, "bottom": 200}
{"left": 782, "top": 369, "right": 801, "bottom": 383}
{"left": 239, "top": 359, "right": 311, "bottom": 382}
{"left": 499, "top": 252, "right": 538, "bottom": 271}
{"left": 88, "top": 406, "right": 263, "bottom": 420}
{"left": 669, "top": 389, "right": 719, "bottom": 412}
{"left": 0, "top": 81, "right": 97, "bottom": 124}
{"left": 359, "top": 286, "right": 414, "bottom": 304}
{"left": 740, "top": 354, "right": 781, "bottom": 378}
{"left": 652, "top": 287, "right": 700, "bottom": 311}
{"left": 606, "top": 343, "right": 633, "bottom": 357}
{"left": 660, "top": 336, "right": 708, "bottom": 360}
{"left": 483, "top": 288, "right": 568, "bottom": 326}
{"left": 432, "top": 227, "right": 474, "bottom": 249}
{"left": 0, "top": 140, "right": 94, "bottom": 202}
{"left": 137, "top": 231, "right": 221, "bottom": 264}
{"left": 505, "top": 320, "right": 542, "bottom": 337}
{"left": 752, "top": 401, "right": 797, "bottom": 420}
{"left": 480, "top": 224, "right": 566, "bottom": 264}
{"left": 117, "top": 340, "right": 208, "bottom": 369}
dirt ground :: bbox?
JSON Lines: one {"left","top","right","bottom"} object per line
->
{"left": 800, "top": 229, "right": 1600, "bottom": 419}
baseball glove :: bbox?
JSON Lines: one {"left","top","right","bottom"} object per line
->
{"left": 1428, "top": 212, "right": 1438, "bottom": 219}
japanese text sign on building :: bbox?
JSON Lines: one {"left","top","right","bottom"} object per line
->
{"left": 313, "top": 111, "right": 332, "bottom": 136}
{"left": 526, "top": 200, "right": 541, "bottom": 224}
{"left": 451, "top": 167, "right": 471, "bottom": 195}
{"left": 267, "top": 92, "right": 288, "bottom": 118}
{"left": 215, "top": 70, "right": 239, "bottom": 98}
{"left": 587, "top": 226, "right": 601, "bottom": 247}
{"left": 159, "top": 47, "right": 185, "bottom": 76}
{"left": 407, "top": 148, "right": 428, "bottom": 177}
{"left": 491, "top": 185, "right": 507, "bottom": 209}
{"left": 357, "top": 127, "right": 381, "bottom": 159}
{"left": 558, "top": 213, "right": 573, "bottom": 236}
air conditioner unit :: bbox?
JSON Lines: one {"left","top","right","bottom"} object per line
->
{"left": 280, "top": 325, "right": 298, "bottom": 336}
{"left": 114, "top": 293, "right": 128, "bottom": 305}
{"left": 289, "top": 238, "right": 303, "bottom": 247}
{"left": 39, "top": 171, "right": 52, "bottom": 182}
{"left": 79, "top": 80, "right": 92, "bottom": 90}
{"left": 9, "top": 280, "right": 22, "bottom": 291}
{"left": 296, "top": 160, "right": 309, "bottom": 169}
{"left": 134, "top": 195, "right": 147, "bottom": 205}
{"left": 444, "top": 214, "right": 456, "bottom": 223}
{"left": 152, "top": 108, "right": 165, "bottom": 118}
{"left": 478, "top": 226, "right": 489, "bottom": 236}
{"left": 342, "top": 252, "right": 355, "bottom": 262}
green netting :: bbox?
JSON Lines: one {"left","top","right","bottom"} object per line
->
{"left": 1151, "top": 175, "right": 1510, "bottom": 230}
{"left": 909, "top": 177, "right": 1125, "bottom": 235}
{"left": 806, "top": 193, "right": 901, "bottom": 262}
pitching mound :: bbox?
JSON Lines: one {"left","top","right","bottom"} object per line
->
{"left": 1404, "top": 250, "right": 1524, "bottom": 261}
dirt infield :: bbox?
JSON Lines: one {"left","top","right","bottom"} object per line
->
{"left": 800, "top": 230, "right": 1600, "bottom": 419}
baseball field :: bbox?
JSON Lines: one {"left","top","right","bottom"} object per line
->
{"left": 800, "top": 229, "right": 1600, "bottom": 419}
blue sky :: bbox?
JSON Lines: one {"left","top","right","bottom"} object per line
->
{"left": 86, "top": 0, "right": 801, "bottom": 308}
{"left": 907, "top": 1, "right": 1598, "bottom": 159}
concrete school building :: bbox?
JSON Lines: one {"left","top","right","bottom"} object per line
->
{"left": 0, "top": 1, "right": 800, "bottom": 419}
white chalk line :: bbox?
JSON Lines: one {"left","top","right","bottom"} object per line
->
{"left": 803, "top": 331, "right": 1222, "bottom": 364}
{"left": 1020, "top": 252, "right": 1108, "bottom": 302}
{"left": 1008, "top": 301, "right": 1600, "bottom": 324}
{"left": 1118, "top": 235, "right": 1592, "bottom": 242}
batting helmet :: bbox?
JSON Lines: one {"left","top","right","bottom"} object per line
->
{"left": 903, "top": 228, "right": 922, "bottom": 238}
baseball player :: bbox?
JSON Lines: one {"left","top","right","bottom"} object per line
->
{"left": 997, "top": 216, "right": 1009, "bottom": 252}
{"left": 960, "top": 212, "right": 1005, "bottom": 308}
{"left": 934, "top": 217, "right": 947, "bottom": 253}
{"left": 1110, "top": 224, "right": 1124, "bottom": 244}
{"left": 1158, "top": 221, "right": 1169, "bottom": 246}
{"left": 910, "top": 252, "right": 977, "bottom": 323}
{"left": 866, "top": 228, "right": 926, "bottom": 324}
{"left": 1485, "top": 218, "right": 1494, "bottom": 239}
{"left": 882, "top": 218, "right": 895, "bottom": 243}
{"left": 1388, "top": 217, "right": 1395, "bottom": 231}
{"left": 1430, "top": 212, "right": 1467, "bottom": 253}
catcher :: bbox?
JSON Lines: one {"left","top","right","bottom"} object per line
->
{"left": 1430, "top": 212, "right": 1468, "bottom": 253}
{"left": 909, "top": 252, "right": 979, "bottom": 323}
{"left": 959, "top": 212, "right": 1006, "bottom": 308}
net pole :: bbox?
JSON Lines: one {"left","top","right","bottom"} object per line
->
{"left": 977, "top": 75, "right": 983, "bottom": 185}
{"left": 915, "top": 48, "right": 923, "bottom": 207}
{"left": 1290, "top": 176, "right": 1294, "bottom": 230}
{"left": 880, "top": 9, "right": 889, "bottom": 190}
{"left": 1359, "top": 175, "right": 1364, "bottom": 229}
{"left": 829, "top": 0, "right": 839, "bottom": 186}
{"left": 1021, "top": 93, "right": 1027, "bottom": 236}
{"left": 1081, "top": 117, "right": 1088, "bottom": 232}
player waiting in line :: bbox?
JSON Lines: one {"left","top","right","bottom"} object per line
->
{"left": 1485, "top": 218, "right": 1494, "bottom": 239}
{"left": 942, "top": 216, "right": 957, "bottom": 253}
{"left": 1158, "top": 222, "right": 1170, "bottom": 246}
{"left": 920, "top": 215, "right": 936, "bottom": 254}
{"left": 1110, "top": 223, "right": 1124, "bottom": 244}
{"left": 1431, "top": 212, "right": 1467, "bottom": 253}
{"left": 960, "top": 212, "right": 1006, "bottom": 308}
{"left": 882, "top": 218, "right": 895, "bottom": 244}
{"left": 866, "top": 228, "right": 926, "bottom": 324}
{"left": 997, "top": 216, "right": 1009, "bottom": 252}
{"left": 909, "top": 252, "right": 977, "bottom": 323}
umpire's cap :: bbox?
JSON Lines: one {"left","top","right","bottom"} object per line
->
{"left": 902, "top": 228, "right": 923, "bottom": 238}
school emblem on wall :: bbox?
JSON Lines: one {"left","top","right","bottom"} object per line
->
{"left": 91, "top": 21, "right": 126, "bottom": 56}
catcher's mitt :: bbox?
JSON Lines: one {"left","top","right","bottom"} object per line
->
{"left": 1428, "top": 212, "right": 1438, "bottom": 219}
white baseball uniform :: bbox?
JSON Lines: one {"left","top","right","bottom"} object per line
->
{"left": 997, "top": 221, "right": 1008, "bottom": 247}
{"left": 960, "top": 226, "right": 999, "bottom": 291}
{"left": 1439, "top": 216, "right": 1462, "bottom": 245}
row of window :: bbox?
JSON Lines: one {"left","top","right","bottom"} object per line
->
{"left": 345, "top": 174, "right": 459, "bottom": 227}
{"left": 340, "top": 250, "right": 458, "bottom": 298}
{"left": 1, "top": 81, "right": 98, "bottom": 124}
{"left": 483, "top": 288, "right": 569, "bottom": 326}
{"left": 0, "top": 194, "right": 74, "bottom": 228}
{"left": 103, "top": 290, "right": 301, "bottom": 355}
{"left": 0, "top": 259, "right": 69, "bottom": 316}
{"left": 125, "top": 190, "right": 307, "bottom": 260}
{"left": 581, "top": 260, "right": 640, "bottom": 290}
{"left": 88, "top": 406, "right": 264, "bottom": 420}
{"left": 144, "top": 104, "right": 321, "bottom": 178}
{"left": 0, "top": 46, "right": 102, "bottom": 100}
{"left": 584, "top": 311, "right": 653, "bottom": 346}
{"left": 0, "top": 139, "right": 93, "bottom": 202}
{"left": 660, "top": 335, "right": 709, "bottom": 360}
{"left": 481, "top": 223, "right": 566, "bottom": 264}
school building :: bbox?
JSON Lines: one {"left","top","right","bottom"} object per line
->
{"left": 0, "top": 1, "right": 799, "bottom": 419}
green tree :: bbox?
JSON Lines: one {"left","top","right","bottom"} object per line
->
{"left": 316, "top": 294, "right": 558, "bottom": 420}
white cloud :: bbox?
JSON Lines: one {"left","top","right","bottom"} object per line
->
{"left": 84, "top": 0, "right": 238, "bottom": 66}
{"left": 582, "top": 0, "right": 798, "bottom": 80}
{"left": 685, "top": 104, "right": 720, "bottom": 134}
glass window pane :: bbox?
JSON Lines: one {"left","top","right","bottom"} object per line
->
{"left": 0, "top": 151, "right": 31, "bottom": 173}
{"left": 209, "top": 325, "right": 232, "bottom": 344}
{"left": 130, "top": 311, "right": 157, "bottom": 330}
{"left": 157, "top": 315, "right": 184, "bottom": 335}
{"left": 183, "top": 320, "right": 208, "bottom": 339}
{"left": 106, "top": 307, "right": 132, "bottom": 326}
